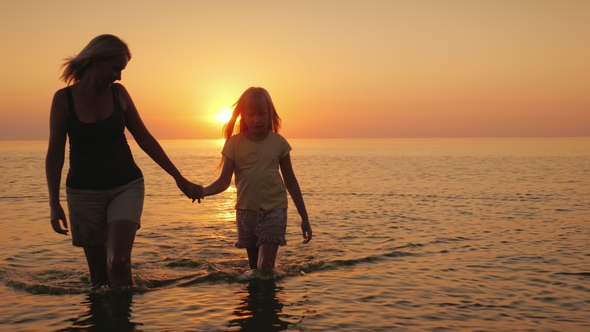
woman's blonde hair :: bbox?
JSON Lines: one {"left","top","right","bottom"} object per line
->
{"left": 223, "top": 87, "right": 282, "bottom": 140}
{"left": 60, "top": 34, "right": 131, "bottom": 85}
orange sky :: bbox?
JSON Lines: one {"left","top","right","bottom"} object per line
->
{"left": 1, "top": 1, "right": 589, "bottom": 140}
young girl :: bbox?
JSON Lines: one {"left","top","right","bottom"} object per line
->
{"left": 198, "top": 87, "right": 312, "bottom": 271}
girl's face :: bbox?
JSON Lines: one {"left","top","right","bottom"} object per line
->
{"left": 243, "top": 105, "right": 270, "bottom": 135}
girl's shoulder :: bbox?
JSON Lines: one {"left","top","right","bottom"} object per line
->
{"left": 268, "top": 131, "right": 287, "bottom": 141}
{"left": 270, "top": 132, "right": 291, "bottom": 146}
{"left": 228, "top": 132, "right": 288, "bottom": 145}
{"left": 228, "top": 132, "right": 245, "bottom": 141}
{"left": 268, "top": 132, "right": 291, "bottom": 152}
{"left": 224, "top": 133, "right": 245, "bottom": 148}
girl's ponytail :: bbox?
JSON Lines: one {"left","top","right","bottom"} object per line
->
{"left": 223, "top": 105, "right": 241, "bottom": 140}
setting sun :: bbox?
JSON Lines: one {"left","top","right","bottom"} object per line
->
{"left": 214, "top": 107, "right": 233, "bottom": 124}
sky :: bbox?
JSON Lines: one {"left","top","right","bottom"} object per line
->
{"left": 1, "top": 0, "right": 589, "bottom": 140}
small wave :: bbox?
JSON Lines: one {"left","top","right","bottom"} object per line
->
{"left": 554, "top": 272, "right": 590, "bottom": 277}
{"left": 176, "top": 268, "right": 251, "bottom": 286}
{"left": 0, "top": 195, "right": 35, "bottom": 200}
{"left": 395, "top": 242, "right": 425, "bottom": 249}
{"left": 457, "top": 302, "right": 514, "bottom": 309}
{"left": 5, "top": 279, "right": 90, "bottom": 295}
{"left": 432, "top": 236, "right": 469, "bottom": 244}
{"left": 1, "top": 267, "right": 92, "bottom": 295}
{"left": 161, "top": 250, "right": 418, "bottom": 284}
{"left": 1, "top": 247, "right": 417, "bottom": 295}
{"left": 163, "top": 257, "right": 209, "bottom": 268}
{"left": 236, "top": 269, "right": 283, "bottom": 281}
{"left": 383, "top": 251, "right": 415, "bottom": 258}
{"left": 282, "top": 250, "right": 415, "bottom": 273}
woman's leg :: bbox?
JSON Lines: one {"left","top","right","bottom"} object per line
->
{"left": 83, "top": 244, "right": 109, "bottom": 286}
{"left": 257, "top": 243, "right": 279, "bottom": 269}
{"left": 106, "top": 220, "right": 138, "bottom": 288}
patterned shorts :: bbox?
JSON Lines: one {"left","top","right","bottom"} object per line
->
{"left": 66, "top": 178, "right": 144, "bottom": 247}
{"left": 235, "top": 209, "right": 287, "bottom": 248}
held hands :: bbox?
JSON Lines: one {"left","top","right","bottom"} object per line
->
{"left": 187, "top": 183, "right": 204, "bottom": 203}
{"left": 176, "top": 177, "right": 204, "bottom": 203}
{"left": 50, "top": 203, "right": 68, "bottom": 235}
{"left": 188, "top": 183, "right": 205, "bottom": 203}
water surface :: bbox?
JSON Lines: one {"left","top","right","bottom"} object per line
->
{"left": 1, "top": 138, "right": 589, "bottom": 331}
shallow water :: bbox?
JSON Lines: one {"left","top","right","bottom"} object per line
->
{"left": 1, "top": 138, "right": 589, "bottom": 331}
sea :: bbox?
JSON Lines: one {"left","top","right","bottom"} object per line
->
{"left": 0, "top": 138, "right": 589, "bottom": 332}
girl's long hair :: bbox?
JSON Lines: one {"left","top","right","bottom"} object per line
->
{"left": 222, "top": 87, "right": 282, "bottom": 140}
{"left": 60, "top": 34, "right": 131, "bottom": 85}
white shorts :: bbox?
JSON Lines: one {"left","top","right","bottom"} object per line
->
{"left": 66, "top": 178, "right": 144, "bottom": 247}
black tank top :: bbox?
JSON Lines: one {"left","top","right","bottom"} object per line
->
{"left": 65, "top": 85, "right": 143, "bottom": 190}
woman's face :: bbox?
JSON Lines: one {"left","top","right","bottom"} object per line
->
{"left": 94, "top": 54, "right": 129, "bottom": 87}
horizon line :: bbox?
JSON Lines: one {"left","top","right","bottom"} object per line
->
{"left": 1, "top": 136, "right": 589, "bottom": 142}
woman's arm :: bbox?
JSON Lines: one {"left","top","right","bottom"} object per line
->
{"left": 117, "top": 84, "right": 201, "bottom": 199}
{"left": 203, "top": 156, "right": 235, "bottom": 197}
{"left": 280, "top": 153, "right": 312, "bottom": 243}
{"left": 45, "top": 89, "right": 69, "bottom": 235}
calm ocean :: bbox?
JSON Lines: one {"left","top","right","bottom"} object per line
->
{"left": 0, "top": 138, "right": 589, "bottom": 332}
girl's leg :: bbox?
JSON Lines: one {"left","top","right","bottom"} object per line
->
{"left": 83, "top": 244, "right": 109, "bottom": 286}
{"left": 257, "top": 243, "right": 279, "bottom": 269}
{"left": 106, "top": 220, "right": 138, "bottom": 288}
{"left": 246, "top": 247, "right": 259, "bottom": 269}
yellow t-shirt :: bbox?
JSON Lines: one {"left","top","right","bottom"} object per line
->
{"left": 222, "top": 132, "right": 292, "bottom": 212}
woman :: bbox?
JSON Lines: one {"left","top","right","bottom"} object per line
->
{"left": 45, "top": 34, "right": 203, "bottom": 289}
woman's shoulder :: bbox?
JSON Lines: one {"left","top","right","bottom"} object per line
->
{"left": 112, "top": 82, "right": 129, "bottom": 95}
{"left": 50, "top": 87, "right": 71, "bottom": 117}
{"left": 112, "top": 82, "right": 125, "bottom": 89}
{"left": 54, "top": 86, "right": 70, "bottom": 96}
{"left": 52, "top": 87, "right": 70, "bottom": 106}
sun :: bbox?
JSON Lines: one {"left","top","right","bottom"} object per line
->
{"left": 213, "top": 107, "right": 233, "bottom": 124}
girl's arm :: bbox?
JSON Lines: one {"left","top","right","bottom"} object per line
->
{"left": 45, "top": 90, "right": 69, "bottom": 235}
{"left": 280, "top": 153, "right": 312, "bottom": 243}
{"left": 203, "top": 156, "right": 235, "bottom": 197}
{"left": 118, "top": 84, "right": 202, "bottom": 200}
